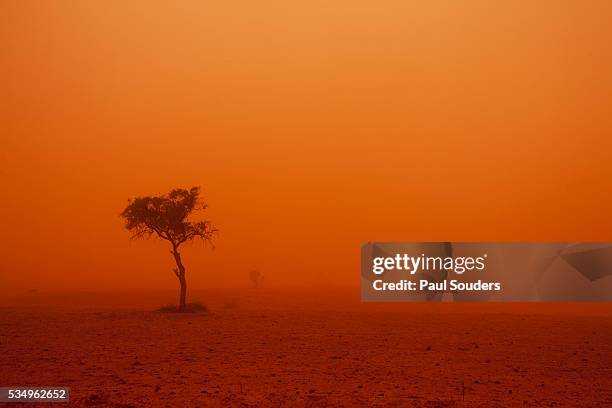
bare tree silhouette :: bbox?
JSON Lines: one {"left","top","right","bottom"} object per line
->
{"left": 121, "top": 187, "right": 216, "bottom": 311}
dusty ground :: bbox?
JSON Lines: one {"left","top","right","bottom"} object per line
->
{"left": 1, "top": 290, "right": 611, "bottom": 407}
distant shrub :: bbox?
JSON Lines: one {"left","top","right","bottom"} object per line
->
{"left": 249, "top": 270, "right": 264, "bottom": 288}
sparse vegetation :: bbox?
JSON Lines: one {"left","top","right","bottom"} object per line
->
{"left": 157, "top": 302, "right": 208, "bottom": 313}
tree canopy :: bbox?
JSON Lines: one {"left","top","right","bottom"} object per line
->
{"left": 121, "top": 186, "right": 216, "bottom": 248}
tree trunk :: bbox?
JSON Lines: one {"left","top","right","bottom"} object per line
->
{"left": 172, "top": 246, "right": 187, "bottom": 311}
{"left": 178, "top": 273, "right": 187, "bottom": 311}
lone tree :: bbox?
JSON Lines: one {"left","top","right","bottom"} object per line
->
{"left": 121, "top": 187, "right": 216, "bottom": 311}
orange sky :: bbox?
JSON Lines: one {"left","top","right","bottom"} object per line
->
{"left": 1, "top": 1, "right": 611, "bottom": 291}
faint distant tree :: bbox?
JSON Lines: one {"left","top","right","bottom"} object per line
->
{"left": 249, "top": 270, "right": 264, "bottom": 288}
{"left": 120, "top": 187, "right": 216, "bottom": 311}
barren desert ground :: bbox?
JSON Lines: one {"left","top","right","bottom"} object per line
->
{"left": 1, "top": 290, "right": 611, "bottom": 407}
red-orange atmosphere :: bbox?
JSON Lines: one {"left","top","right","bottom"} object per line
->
{"left": 1, "top": 1, "right": 611, "bottom": 291}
